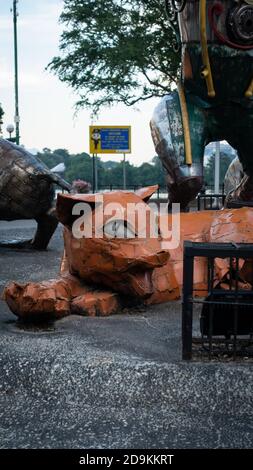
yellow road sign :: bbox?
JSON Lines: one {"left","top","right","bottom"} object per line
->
{"left": 89, "top": 126, "right": 131, "bottom": 154}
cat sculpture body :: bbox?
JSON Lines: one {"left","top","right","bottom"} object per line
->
{"left": 3, "top": 186, "right": 253, "bottom": 321}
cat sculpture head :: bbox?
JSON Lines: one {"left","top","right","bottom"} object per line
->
{"left": 57, "top": 186, "right": 169, "bottom": 299}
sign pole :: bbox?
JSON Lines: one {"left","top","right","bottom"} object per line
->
{"left": 92, "top": 153, "right": 95, "bottom": 193}
{"left": 123, "top": 153, "right": 126, "bottom": 190}
{"left": 95, "top": 153, "right": 98, "bottom": 192}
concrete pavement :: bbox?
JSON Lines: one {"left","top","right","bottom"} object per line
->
{"left": 0, "top": 220, "right": 252, "bottom": 449}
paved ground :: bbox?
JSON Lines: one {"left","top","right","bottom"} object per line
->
{"left": 0, "top": 220, "right": 253, "bottom": 449}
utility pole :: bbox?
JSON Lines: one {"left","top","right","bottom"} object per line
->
{"left": 13, "top": 0, "right": 20, "bottom": 145}
{"left": 123, "top": 153, "right": 126, "bottom": 189}
{"left": 92, "top": 154, "right": 98, "bottom": 193}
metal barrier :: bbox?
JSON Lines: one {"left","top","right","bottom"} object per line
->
{"left": 98, "top": 184, "right": 142, "bottom": 191}
{"left": 182, "top": 241, "right": 253, "bottom": 360}
{"left": 197, "top": 193, "right": 226, "bottom": 211}
{"left": 97, "top": 185, "right": 168, "bottom": 200}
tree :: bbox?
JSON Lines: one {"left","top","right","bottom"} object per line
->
{"left": 36, "top": 146, "right": 167, "bottom": 188}
{"left": 38, "top": 148, "right": 69, "bottom": 169}
{"left": 65, "top": 153, "right": 93, "bottom": 183}
{"left": 150, "top": 155, "right": 166, "bottom": 186}
{"left": 48, "top": 0, "right": 180, "bottom": 113}
{"left": 53, "top": 148, "right": 70, "bottom": 165}
{"left": 0, "top": 103, "right": 4, "bottom": 121}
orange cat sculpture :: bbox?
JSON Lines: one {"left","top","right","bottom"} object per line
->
{"left": 3, "top": 186, "right": 253, "bottom": 321}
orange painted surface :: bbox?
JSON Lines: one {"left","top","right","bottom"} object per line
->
{"left": 3, "top": 187, "right": 253, "bottom": 321}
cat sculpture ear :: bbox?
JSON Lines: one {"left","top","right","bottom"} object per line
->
{"left": 135, "top": 185, "right": 159, "bottom": 203}
{"left": 57, "top": 193, "right": 98, "bottom": 227}
{"left": 57, "top": 186, "right": 159, "bottom": 227}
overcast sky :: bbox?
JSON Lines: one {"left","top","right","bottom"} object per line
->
{"left": 0, "top": 0, "right": 160, "bottom": 165}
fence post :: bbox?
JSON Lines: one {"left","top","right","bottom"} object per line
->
{"left": 197, "top": 195, "right": 201, "bottom": 211}
{"left": 182, "top": 243, "right": 194, "bottom": 360}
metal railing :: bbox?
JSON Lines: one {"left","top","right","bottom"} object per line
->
{"left": 197, "top": 193, "right": 226, "bottom": 211}
{"left": 182, "top": 241, "right": 253, "bottom": 361}
{"left": 96, "top": 185, "right": 168, "bottom": 200}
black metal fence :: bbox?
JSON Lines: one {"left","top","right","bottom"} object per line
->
{"left": 98, "top": 184, "right": 142, "bottom": 191}
{"left": 182, "top": 241, "right": 253, "bottom": 361}
{"left": 96, "top": 185, "right": 227, "bottom": 209}
{"left": 97, "top": 185, "right": 168, "bottom": 200}
{"left": 197, "top": 184, "right": 225, "bottom": 211}
{"left": 63, "top": 181, "right": 230, "bottom": 209}
{"left": 197, "top": 193, "right": 226, "bottom": 211}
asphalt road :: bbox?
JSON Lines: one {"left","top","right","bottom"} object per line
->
{"left": 0, "top": 220, "right": 253, "bottom": 449}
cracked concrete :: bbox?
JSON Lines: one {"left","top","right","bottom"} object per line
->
{"left": 0, "top": 220, "right": 253, "bottom": 449}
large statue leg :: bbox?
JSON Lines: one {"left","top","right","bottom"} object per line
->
{"left": 150, "top": 91, "right": 206, "bottom": 208}
{"left": 3, "top": 247, "right": 120, "bottom": 320}
{"left": 0, "top": 210, "right": 59, "bottom": 250}
{"left": 32, "top": 209, "right": 59, "bottom": 250}
{"left": 3, "top": 273, "right": 120, "bottom": 321}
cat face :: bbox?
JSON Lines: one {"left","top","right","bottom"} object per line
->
{"left": 57, "top": 186, "right": 169, "bottom": 299}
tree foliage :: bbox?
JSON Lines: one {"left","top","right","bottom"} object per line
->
{"left": 0, "top": 103, "right": 4, "bottom": 121}
{"left": 37, "top": 148, "right": 166, "bottom": 188}
{"left": 48, "top": 0, "right": 180, "bottom": 112}
{"left": 38, "top": 147, "right": 236, "bottom": 190}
